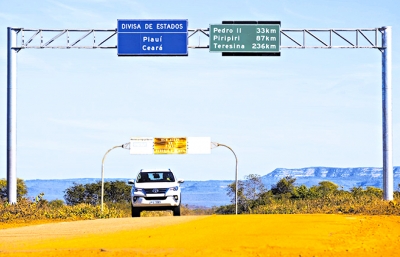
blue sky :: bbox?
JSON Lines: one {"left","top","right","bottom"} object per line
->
{"left": 0, "top": 0, "right": 399, "bottom": 181}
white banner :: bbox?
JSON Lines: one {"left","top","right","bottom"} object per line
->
{"left": 129, "top": 137, "right": 211, "bottom": 155}
{"left": 130, "top": 137, "right": 153, "bottom": 155}
{"left": 187, "top": 137, "right": 211, "bottom": 154}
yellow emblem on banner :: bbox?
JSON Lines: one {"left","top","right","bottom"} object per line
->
{"left": 154, "top": 137, "right": 187, "bottom": 154}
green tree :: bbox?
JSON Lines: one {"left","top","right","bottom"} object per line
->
{"left": 64, "top": 183, "right": 89, "bottom": 205}
{"left": 271, "top": 176, "right": 296, "bottom": 196}
{"left": 0, "top": 178, "right": 28, "bottom": 201}
{"left": 292, "top": 184, "right": 309, "bottom": 199}
{"left": 293, "top": 181, "right": 339, "bottom": 199}
{"left": 316, "top": 181, "right": 339, "bottom": 197}
{"left": 103, "top": 180, "right": 132, "bottom": 203}
{"left": 227, "top": 180, "right": 246, "bottom": 213}
{"left": 348, "top": 186, "right": 382, "bottom": 198}
{"left": 226, "top": 174, "right": 267, "bottom": 213}
{"left": 64, "top": 180, "right": 131, "bottom": 205}
{"left": 242, "top": 174, "right": 266, "bottom": 201}
{"left": 307, "top": 185, "right": 322, "bottom": 198}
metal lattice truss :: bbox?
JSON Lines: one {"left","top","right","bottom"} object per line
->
{"left": 13, "top": 28, "right": 117, "bottom": 50}
{"left": 280, "top": 28, "right": 382, "bottom": 49}
{"left": 188, "top": 28, "right": 384, "bottom": 50}
{"left": 11, "top": 27, "right": 383, "bottom": 51}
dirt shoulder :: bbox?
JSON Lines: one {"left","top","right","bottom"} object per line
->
{"left": 0, "top": 216, "right": 203, "bottom": 247}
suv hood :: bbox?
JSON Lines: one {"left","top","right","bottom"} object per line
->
{"left": 134, "top": 182, "right": 179, "bottom": 189}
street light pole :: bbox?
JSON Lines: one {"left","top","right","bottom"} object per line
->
{"left": 101, "top": 145, "right": 123, "bottom": 213}
{"left": 213, "top": 143, "right": 238, "bottom": 215}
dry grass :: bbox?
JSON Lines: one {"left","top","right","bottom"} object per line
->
{"left": 0, "top": 199, "right": 213, "bottom": 229}
{"left": 251, "top": 196, "right": 400, "bottom": 215}
{"left": 0, "top": 198, "right": 125, "bottom": 225}
{"left": 1, "top": 191, "right": 399, "bottom": 230}
{"left": 217, "top": 187, "right": 400, "bottom": 215}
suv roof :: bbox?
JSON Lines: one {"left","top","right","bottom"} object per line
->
{"left": 140, "top": 169, "right": 172, "bottom": 173}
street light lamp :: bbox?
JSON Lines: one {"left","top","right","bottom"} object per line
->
{"left": 101, "top": 143, "right": 129, "bottom": 213}
{"left": 212, "top": 142, "right": 238, "bottom": 215}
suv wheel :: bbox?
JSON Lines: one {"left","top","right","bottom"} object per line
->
{"left": 131, "top": 206, "right": 141, "bottom": 217}
{"left": 173, "top": 206, "right": 181, "bottom": 216}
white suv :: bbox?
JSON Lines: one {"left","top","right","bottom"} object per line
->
{"left": 128, "top": 169, "right": 184, "bottom": 217}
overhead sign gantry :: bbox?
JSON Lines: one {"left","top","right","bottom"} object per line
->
{"left": 6, "top": 20, "right": 393, "bottom": 205}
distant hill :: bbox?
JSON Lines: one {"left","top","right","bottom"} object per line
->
{"left": 262, "top": 167, "right": 400, "bottom": 190}
{"left": 25, "top": 167, "right": 400, "bottom": 207}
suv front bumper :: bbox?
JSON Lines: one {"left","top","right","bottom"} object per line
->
{"left": 131, "top": 194, "right": 180, "bottom": 207}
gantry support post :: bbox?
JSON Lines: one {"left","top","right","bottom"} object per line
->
{"left": 381, "top": 26, "right": 393, "bottom": 200}
{"left": 7, "top": 27, "right": 18, "bottom": 204}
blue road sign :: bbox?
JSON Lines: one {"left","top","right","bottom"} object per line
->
{"left": 117, "top": 19, "right": 188, "bottom": 56}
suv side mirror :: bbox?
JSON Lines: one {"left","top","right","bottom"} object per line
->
{"left": 177, "top": 179, "right": 184, "bottom": 184}
{"left": 128, "top": 179, "right": 135, "bottom": 185}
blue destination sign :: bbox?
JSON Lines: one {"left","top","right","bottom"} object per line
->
{"left": 117, "top": 19, "right": 188, "bottom": 56}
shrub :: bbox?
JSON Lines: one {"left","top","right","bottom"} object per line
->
{"left": 0, "top": 178, "right": 28, "bottom": 201}
{"left": 48, "top": 199, "right": 65, "bottom": 208}
{"left": 64, "top": 180, "right": 131, "bottom": 205}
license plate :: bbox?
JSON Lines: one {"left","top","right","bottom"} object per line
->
{"left": 149, "top": 200, "right": 161, "bottom": 204}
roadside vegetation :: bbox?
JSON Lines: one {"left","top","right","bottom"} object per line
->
{"left": 215, "top": 174, "right": 400, "bottom": 215}
{"left": 0, "top": 179, "right": 211, "bottom": 226}
{"left": 1, "top": 176, "right": 399, "bottom": 227}
{"left": 0, "top": 179, "right": 125, "bottom": 225}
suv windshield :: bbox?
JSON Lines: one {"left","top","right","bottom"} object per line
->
{"left": 136, "top": 172, "right": 175, "bottom": 183}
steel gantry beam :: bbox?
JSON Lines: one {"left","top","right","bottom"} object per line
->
{"left": 12, "top": 28, "right": 117, "bottom": 50}
{"left": 10, "top": 27, "right": 385, "bottom": 50}
{"left": 6, "top": 26, "right": 393, "bottom": 203}
{"left": 280, "top": 28, "right": 381, "bottom": 49}
{"left": 188, "top": 28, "right": 383, "bottom": 49}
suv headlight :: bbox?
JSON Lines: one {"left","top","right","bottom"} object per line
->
{"left": 169, "top": 186, "right": 179, "bottom": 191}
{"left": 134, "top": 188, "right": 143, "bottom": 193}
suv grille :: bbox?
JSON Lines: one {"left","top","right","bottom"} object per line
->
{"left": 144, "top": 197, "right": 167, "bottom": 200}
{"left": 143, "top": 188, "right": 168, "bottom": 194}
